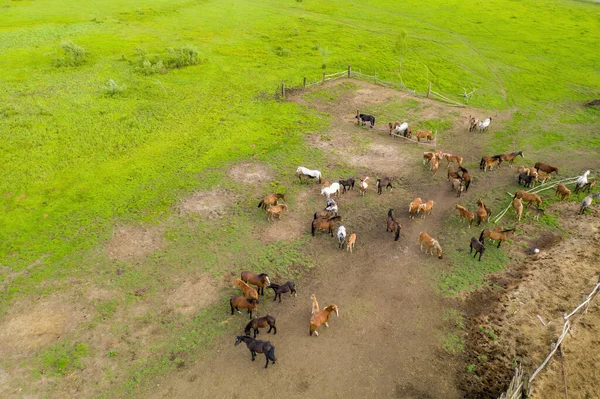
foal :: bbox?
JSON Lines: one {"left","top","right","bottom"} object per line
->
{"left": 555, "top": 184, "right": 571, "bottom": 201}
{"left": 311, "top": 294, "right": 320, "bottom": 315}
{"left": 268, "top": 281, "right": 297, "bottom": 303}
{"left": 267, "top": 204, "right": 288, "bottom": 221}
{"left": 234, "top": 335, "right": 276, "bottom": 369}
{"left": 346, "top": 233, "right": 357, "bottom": 253}
{"left": 337, "top": 225, "right": 347, "bottom": 249}
{"left": 309, "top": 304, "right": 339, "bottom": 336}
{"left": 359, "top": 177, "right": 369, "bottom": 196}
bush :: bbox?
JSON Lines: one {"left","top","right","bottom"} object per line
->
{"left": 55, "top": 41, "right": 87, "bottom": 67}
{"left": 104, "top": 79, "right": 126, "bottom": 96}
{"left": 165, "top": 45, "right": 199, "bottom": 68}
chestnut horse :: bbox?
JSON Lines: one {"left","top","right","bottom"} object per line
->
{"left": 479, "top": 228, "right": 516, "bottom": 248}
{"left": 309, "top": 304, "right": 339, "bottom": 336}
{"left": 418, "top": 232, "right": 443, "bottom": 259}
{"left": 455, "top": 204, "right": 474, "bottom": 227}
{"left": 241, "top": 272, "right": 271, "bottom": 296}
{"left": 233, "top": 279, "right": 259, "bottom": 300}
{"left": 258, "top": 193, "right": 285, "bottom": 210}
{"left": 230, "top": 296, "right": 259, "bottom": 319}
{"left": 312, "top": 215, "right": 342, "bottom": 237}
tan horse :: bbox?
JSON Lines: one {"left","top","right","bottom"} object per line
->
{"left": 309, "top": 304, "right": 339, "bottom": 336}
{"left": 444, "top": 153, "right": 463, "bottom": 167}
{"left": 267, "top": 204, "right": 288, "bottom": 221}
{"left": 409, "top": 197, "right": 422, "bottom": 219}
{"left": 512, "top": 197, "right": 523, "bottom": 222}
{"left": 418, "top": 232, "right": 443, "bottom": 259}
{"left": 346, "top": 233, "right": 356, "bottom": 253}
{"left": 415, "top": 130, "right": 433, "bottom": 142}
{"left": 455, "top": 204, "right": 474, "bottom": 227}
{"left": 310, "top": 294, "right": 319, "bottom": 315}
{"left": 555, "top": 184, "right": 571, "bottom": 201}
{"left": 476, "top": 199, "right": 488, "bottom": 226}
{"left": 514, "top": 190, "right": 542, "bottom": 207}
{"left": 480, "top": 228, "right": 516, "bottom": 248}
{"left": 417, "top": 200, "right": 434, "bottom": 218}
{"left": 258, "top": 193, "right": 285, "bottom": 210}
{"left": 233, "top": 279, "right": 259, "bottom": 300}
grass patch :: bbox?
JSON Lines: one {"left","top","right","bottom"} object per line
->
{"left": 36, "top": 342, "right": 89, "bottom": 377}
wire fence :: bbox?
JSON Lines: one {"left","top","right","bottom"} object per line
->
{"left": 278, "top": 65, "right": 465, "bottom": 108}
{"left": 498, "top": 275, "right": 600, "bottom": 398}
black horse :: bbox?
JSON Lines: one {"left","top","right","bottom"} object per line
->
{"left": 244, "top": 315, "right": 277, "bottom": 338}
{"left": 235, "top": 336, "right": 277, "bottom": 369}
{"left": 356, "top": 113, "right": 375, "bottom": 128}
{"left": 268, "top": 281, "right": 297, "bottom": 302}
{"left": 518, "top": 172, "right": 536, "bottom": 188}
{"left": 469, "top": 237, "right": 486, "bottom": 261}
{"left": 339, "top": 178, "right": 355, "bottom": 193}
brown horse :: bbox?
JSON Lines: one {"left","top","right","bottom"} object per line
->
{"left": 417, "top": 200, "right": 435, "bottom": 218}
{"left": 447, "top": 167, "right": 461, "bottom": 181}
{"left": 430, "top": 156, "right": 440, "bottom": 176}
{"left": 233, "top": 279, "right": 259, "bottom": 300}
{"left": 534, "top": 162, "right": 559, "bottom": 176}
{"left": 244, "top": 315, "right": 277, "bottom": 338}
{"left": 309, "top": 304, "right": 339, "bottom": 336}
{"left": 512, "top": 197, "right": 523, "bottom": 222}
{"left": 555, "top": 184, "right": 571, "bottom": 201}
{"left": 311, "top": 215, "right": 342, "bottom": 237}
{"left": 444, "top": 153, "right": 463, "bottom": 167}
{"left": 468, "top": 116, "right": 479, "bottom": 132}
{"left": 415, "top": 130, "right": 433, "bottom": 142}
{"left": 346, "top": 233, "right": 356, "bottom": 253}
{"left": 418, "top": 232, "right": 443, "bottom": 259}
{"left": 241, "top": 272, "right": 271, "bottom": 296}
{"left": 499, "top": 151, "right": 524, "bottom": 167}
{"left": 266, "top": 204, "right": 288, "bottom": 221}
{"left": 258, "top": 193, "right": 285, "bottom": 210}
{"left": 480, "top": 228, "right": 516, "bottom": 248}
{"left": 314, "top": 209, "right": 336, "bottom": 220}
{"left": 458, "top": 167, "right": 471, "bottom": 191}
{"left": 455, "top": 204, "right": 474, "bottom": 227}
{"left": 230, "top": 296, "right": 259, "bottom": 319}
{"left": 386, "top": 209, "right": 401, "bottom": 241}
{"left": 376, "top": 177, "right": 393, "bottom": 195}
{"left": 476, "top": 199, "right": 488, "bottom": 226}
{"left": 514, "top": 190, "right": 542, "bottom": 207}
{"left": 480, "top": 155, "right": 502, "bottom": 170}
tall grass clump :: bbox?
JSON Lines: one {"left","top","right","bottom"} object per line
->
{"left": 165, "top": 45, "right": 200, "bottom": 68}
{"left": 103, "top": 79, "right": 126, "bottom": 96}
{"left": 54, "top": 41, "right": 87, "bottom": 67}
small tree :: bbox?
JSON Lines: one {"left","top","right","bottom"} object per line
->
{"left": 103, "top": 79, "right": 126, "bottom": 96}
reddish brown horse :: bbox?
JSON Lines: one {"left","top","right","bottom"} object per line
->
{"left": 230, "top": 296, "right": 259, "bottom": 319}
{"left": 311, "top": 215, "right": 342, "bottom": 237}
{"left": 309, "top": 304, "right": 339, "bottom": 336}
{"left": 241, "top": 272, "right": 271, "bottom": 296}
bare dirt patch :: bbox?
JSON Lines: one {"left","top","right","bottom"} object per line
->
{"left": 166, "top": 274, "right": 221, "bottom": 315}
{"left": 0, "top": 298, "right": 82, "bottom": 356}
{"left": 228, "top": 162, "right": 274, "bottom": 186}
{"left": 106, "top": 224, "right": 165, "bottom": 262}
{"left": 458, "top": 201, "right": 600, "bottom": 398}
{"left": 178, "top": 189, "right": 236, "bottom": 219}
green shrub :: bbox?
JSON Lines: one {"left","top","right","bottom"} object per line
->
{"left": 55, "top": 41, "right": 87, "bottom": 67}
{"left": 104, "top": 79, "right": 126, "bottom": 96}
{"left": 165, "top": 45, "right": 200, "bottom": 68}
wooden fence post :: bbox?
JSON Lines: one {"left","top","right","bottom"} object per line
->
{"left": 303, "top": 77, "right": 306, "bottom": 88}
{"left": 522, "top": 374, "right": 530, "bottom": 399}
{"left": 348, "top": 65, "right": 351, "bottom": 78}
{"left": 427, "top": 82, "right": 432, "bottom": 98}
{"left": 281, "top": 82, "right": 285, "bottom": 98}
{"left": 322, "top": 72, "right": 325, "bottom": 85}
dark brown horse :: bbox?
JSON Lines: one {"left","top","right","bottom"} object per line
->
{"left": 230, "top": 296, "right": 259, "bottom": 319}
{"left": 235, "top": 335, "right": 277, "bottom": 368}
{"left": 469, "top": 237, "right": 486, "bottom": 261}
{"left": 311, "top": 215, "right": 342, "bottom": 237}
{"left": 244, "top": 315, "right": 277, "bottom": 338}
{"left": 268, "top": 281, "right": 297, "bottom": 303}
{"left": 241, "top": 271, "right": 271, "bottom": 296}
{"left": 386, "top": 209, "right": 401, "bottom": 241}
{"left": 376, "top": 177, "right": 393, "bottom": 195}
{"left": 459, "top": 166, "right": 471, "bottom": 191}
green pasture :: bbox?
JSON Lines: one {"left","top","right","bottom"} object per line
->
{"left": 1, "top": 0, "right": 600, "bottom": 395}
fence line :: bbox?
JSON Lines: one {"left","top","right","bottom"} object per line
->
{"left": 498, "top": 276, "right": 600, "bottom": 398}
{"left": 279, "top": 65, "right": 465, "bottom": 107}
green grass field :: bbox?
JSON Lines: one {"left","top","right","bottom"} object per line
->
{"left": 1, "top": 0, "right": 599, "bottom": 396}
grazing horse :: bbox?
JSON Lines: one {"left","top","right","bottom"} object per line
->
{"left": 244, "top": 315, "right": 277, "bottom": 338}
{"left": 468, "top": 116, "right": 479, "bottom": 132}
{"left": 309, "top": 304, "right": 339, "bottom": 336}
{"left": 574, "top": 170, "right": 591, "bottom": 194}
{"left": 500, "top": 151, "right": 524, "bottom": 167}
{"left": 337, "top": 225, "right": 347, "bottom": 249}
{"left": 230, "top": 296, "right": 259, "bottom": 319}
{"left": 409, "top": 197, "right": 422, "bottom": 219}
{"left": 444, "top": 153, "right": 463, "bottom": 167}
{"left": 356, "top": 113, "right": 375, "bottom": 128}
{"left": 321, "top": 182, "right": 341, "bottom": 199}
{"left": 258, "top": 193, "right": 285, "bottom": 210}
{"left": 480, "top": 155, "right": 502, "bottom": 171}
{"left": 455, "top": 204, "right": 474, "bottom": 227}
{"left": 579, "top": 193, "right": 600, "bottom": 214}
{"left": 418, "top": 232, "right": 443, "bottom": 259}
{"left": 376, "top": 177, "right": 393, "bottom": 195}
{"left": 514, "top": 190, "right": 542, "bottom": 207}
{"left": 386, "top": 209, "right": 401, "bottom": 241}
{"left": 267, "top": 204, "right": 288, "bottom": 221}
{"left": 233, "top": 279, "right": 259, "bottom": 300}
{"left": 311, "top": 294, "right": 320, "bottom": 315}
{"left": 512, "top": 197, "right": 524, "bottom": 222}
{"left": 312, "top": 215, "right": 342, "bottom": 237}
{"left": 478, "top": 117, "right": 492, "bottom": 133}
{"left": 296, "top": 166, "right": 322, "bottom": 184}
{"left": 339, "top": 178, "right": 355, "bottom": 193}
{"left": 234, "top": 336, "right": 276, "bottom": 369}
{"left": 480, "top": 228, "right": 516, "bottom": 248}
{"left": 346, "top": 233, "right": 356, "bottom": 253}
{"left": 556, "top": 184, "right": 571, "bottom": 201}
{"left": 415, "top": 130, "right": 433, "bottom": 142}
{"left": 476, "top": 199, "right": 488, "bottom": 226}
{"left": 359, "top": 177, "right": 369, "bottom": 196}
{"left": 534, "top": 162, "right": 559, "bottom": 176}
{"left": 268, "top": 281, "right": 297, "bottom": 302}
{"left": 241, "top": 272, "right": 271, "bottom": 296}
{"left": 469, "top": 237, "right": 486, "bottom": 261}
{"left": 458, "top": 166, "right": 471, "bottom": 191}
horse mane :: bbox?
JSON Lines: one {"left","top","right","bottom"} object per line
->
{"left": 258, "top": 273, "right": 268, "bottom": 278}
{"left": 501, "top": 228, "right": 516, "bottom": 233}
{"left": 328, "top": 215, "right": 342, "bottom": 222}
{"left": 247, "top": 298, "right": 258, "bottom": 304}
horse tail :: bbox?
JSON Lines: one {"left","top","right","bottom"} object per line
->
{"left": 372, "top": 116, "right": 375, "bottom": 126}
{"left": 258, "top": 200, "right": 264, "bottom": 208}
{"left": 465, "top": 180, "right": 471, "bottom": 191}
{"left": 267, "top": 346, "right": 276, "bottom": 362}
{"left": 394, "top": 226, "right": 400, "bottom": 241}
{"left": 311, "top": 221, "right": 316, "bottom": 236}
{"left": 479, "top": 230, "right": 485, "bottom": 242}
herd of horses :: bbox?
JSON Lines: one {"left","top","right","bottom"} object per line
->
{"left": 232, "top": 107, "right": 598, "bottom": 369}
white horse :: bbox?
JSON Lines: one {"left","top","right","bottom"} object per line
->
{"left": 359, "top": 177, "right": 369, "bottom": 196}
{"left": 296, "top": 166, "right": 322, "bottom": 184}
{"left": 575, "top": 170, "right": 591, "bottom": 193}
{"left": 321, "top": 182, "right": 341, "bottom": 199}
{"left": 392, "top": 122, "right": 408, "bottom": 136}
{"left": 337, "top": 225, "right": 347, "bottom": 249}
{"left": 478, "top": 117, "right": 492, "bottom": 133}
